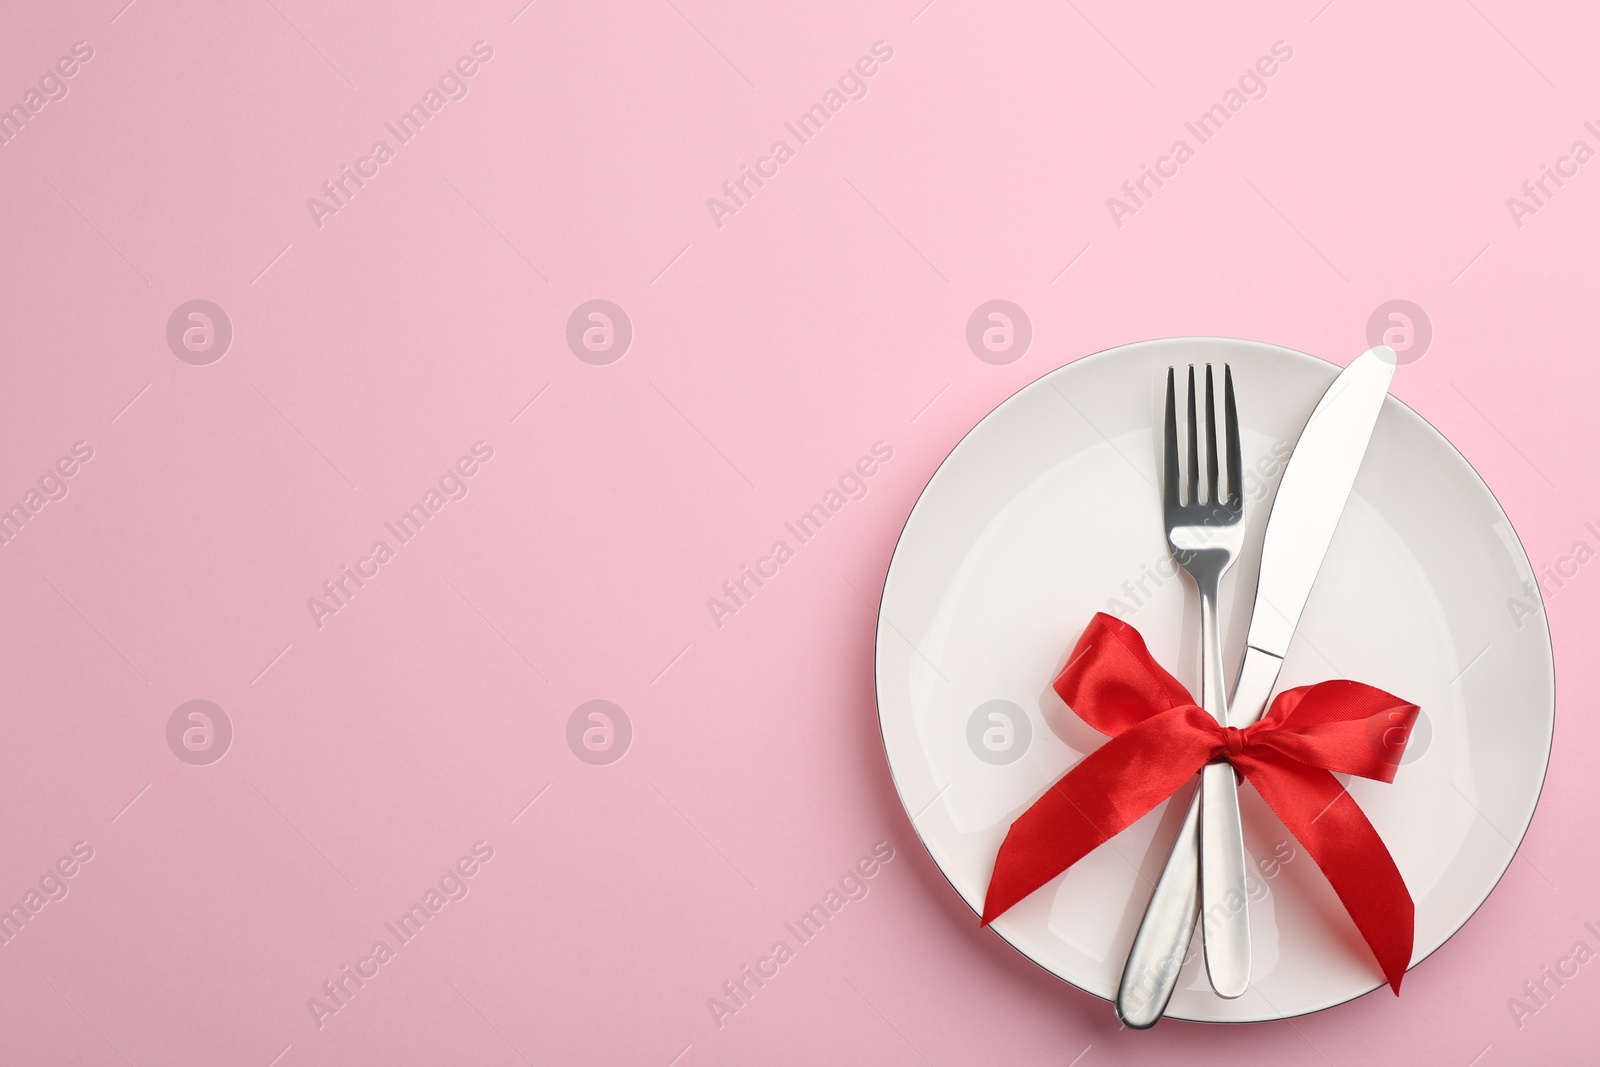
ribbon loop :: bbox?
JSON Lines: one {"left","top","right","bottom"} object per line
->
{"left": 982, "top": 613, "right": 1420, "bottom": 995}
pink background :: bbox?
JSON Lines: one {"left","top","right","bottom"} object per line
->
{"left": 0, "top": 0, "right": 1592, "bottom": 1063}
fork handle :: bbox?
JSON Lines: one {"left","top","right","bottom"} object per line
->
{"left": 1197, "top": 580, "right": 1250, "bottom": 998}
{"left": 1116, "top": 648, "right": 1284, "bottom": 1024}
{"left": 1201, "top": 765, "right": 1250, "bottom": 996}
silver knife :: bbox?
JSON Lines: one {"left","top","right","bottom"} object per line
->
{"left": 1115, "top": 347, "right": 1397, "bottom": 1027}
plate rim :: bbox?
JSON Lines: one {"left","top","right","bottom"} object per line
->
{"left": 872, "top": 335, "right": 1557, "bottom": 1024}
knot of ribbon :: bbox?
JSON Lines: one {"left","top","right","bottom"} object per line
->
{"left": 981, "top": 612, "right": 1421, "bottom": 994}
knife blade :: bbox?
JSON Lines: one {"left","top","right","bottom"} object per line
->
{"left": 1116, "top": 347, "right": 1396, "bottom": 1027}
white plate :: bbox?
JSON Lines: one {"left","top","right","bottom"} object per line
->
{"left": 876, "top": 338, "right": 1554, "bottom": 1022}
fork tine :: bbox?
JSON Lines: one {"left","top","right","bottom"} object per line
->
{"left": 1204, "top": 365, "right": 1219, "bottom": 509}
{"left": 1186, "top": 366, "right": 1199, "bottom": 507}
{"left": 1224, "top": 364, "right": 1242, "bottom": 508}
{"left": 1163, "top": 367, "right": 1180, "bottom": 512}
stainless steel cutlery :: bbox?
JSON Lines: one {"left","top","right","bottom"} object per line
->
{"left": 1116, "top": 348, "right": 1397, "bottom": 1025}
{"left": 1158, "top": 364, "right": 1251, "bottom": 999}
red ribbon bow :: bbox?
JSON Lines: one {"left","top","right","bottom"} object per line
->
{"left": 982, "top": 613, "right": 1420, "bottom": 994}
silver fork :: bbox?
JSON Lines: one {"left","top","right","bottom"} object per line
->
{"left": 1162, "top": 364, "right": 1250, "bottom": 999}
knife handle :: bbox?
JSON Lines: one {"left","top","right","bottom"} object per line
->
{"left": 1116, "top": 786, "right": 1201, "bottom": 1028}
{"left": 1115, "top": 646, "right": 1286, "bottom": 1026}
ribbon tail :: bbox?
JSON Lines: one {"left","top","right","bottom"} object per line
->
{"left": 1239, "top": 755, "right": 1414, "bottom": 994}
{"left": 982, "top": 711, "right": 1210, "bottom": 925}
